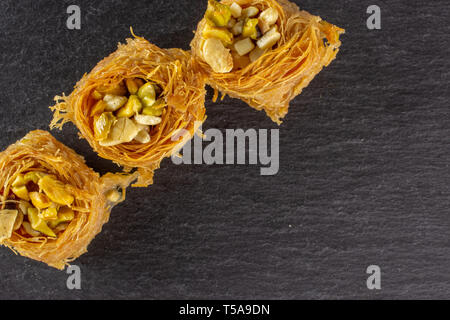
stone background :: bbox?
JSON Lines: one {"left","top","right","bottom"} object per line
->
{"left": 0, "top": 0, "right": 448, "bottom": 299}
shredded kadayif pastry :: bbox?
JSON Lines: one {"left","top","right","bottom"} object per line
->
{"left": 51, "top": 34, "right": 206, "bottom": 187}
{"left": 0, "top": 130, "right": 137, "bottom": 269}
{"left": 191, "top": 0, "right": 344, "bottom": 124}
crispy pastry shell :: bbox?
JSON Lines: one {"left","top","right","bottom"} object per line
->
{"left": 191, "top": 0, "right": 344, "bottom": 124}
{"left": 0, "top": 130, "right": 136, "bottom": 269}
{"left": 51, "top": 36, "right": 206, "bottom": 187}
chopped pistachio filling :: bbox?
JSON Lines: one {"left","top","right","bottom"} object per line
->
{"left": 91, "top": 78, "right": 166, "bottom": 147}
{"left": 202, "top": 0, "right": 281, "bottom": 73}
{"left": 0, "top": 171, "right": 75, "bottom": 239}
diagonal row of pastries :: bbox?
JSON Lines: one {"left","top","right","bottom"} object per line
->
{"left": 0, "top": 0, "right": 344, "bottom": 269}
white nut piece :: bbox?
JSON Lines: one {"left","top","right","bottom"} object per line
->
{"left": 258, "top": 7, "right": 279, "bottom": 33}
{"left": 18, "top": 200, "right": 32, "bottom": 215}
{"left": 22, "top": 221, "right": 41, "bottom": 237}
{"left": 230, "top": 2, "right": 242, "bottom": 18}
{"left": 234, "top": 37, "right": 255, "bottom": 56}
{"left": 103, "top": 94, "right": 128, "bottom": 112}
{"left": 13, "top": 211, "right": 24, "bottom": 231}
{"left": 99, "top": 117, "right": 140, "bottom": 146}
{"left": 134, "top": 114, "right": 162, "bottom": 126}
{"left": 119, "top": 117, "right": 141, "bottom": 143}
{"left": 257, "top": 27, "right": 281, "bottom": 50}
{"left": 242, "top": 6, "right": 259, "bottom": 18}
{"left": 0, "top": 209, "right": 19, "bottom": 241}
{"left": 202, "top": 38, "right": 233, "bottom": 73}
{"left": 134, "top": 129, "right": 151, "bottom": 144}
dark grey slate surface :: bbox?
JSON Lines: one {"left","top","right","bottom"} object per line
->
{"left": 0, "top": 0, "right": 449, "bottom": 299}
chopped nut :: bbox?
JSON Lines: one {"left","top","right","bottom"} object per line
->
{"left": 54, "top": 222, "right": 70, "bottom": 233}
{"left": 24, "top": 172, "right": 44, "bottom": 184}
{"left": 119, "top": 118, "right": 141, "bottom": 143}
{"left": 134, "top": 129, "right": 151, "bottom": 144}
{"left": 99, "top": 117, "right": 140, "bottom": 146}
{"left": 258, "top": 7, "right": 279, "bottom": 33}
{"left": 202, "top": 38, "right": 233, "bottom": 73}
{"left": 29, "top": 192, "right": 52, "bottom": 209}
{"left": 59, "top": 206, "right": 75, "bottom": 220}
{"left": 13, "top": 211, "right": 23, "bottom": 231}
{"left": 12, "top": 174, "right": 25, "bottom": 188}
{"left": 97, "top": 82, "right": 127, "bottom": 96}
{"left": 48, "top": 207, "right": 74, "bottom": 229}
{"left": 103, "top": 94, "right": 128, "bottom": 112}
{"left": 38, "top": 175, "right": 74, "bottom": 206}
{"left": 256, "top": 26, "right": 281, "bottom": 50}
{"left": 230, "top": 2, "right": 242, "bottom": 18}
{"left": 39, "top": 207, "right": 59, "bottom": 221}
{"left": 22, "top": 221, "right": 41, "bottom": 237}
{"left": 231, "top": 20, "right": 244, "bottom": 36}
{"left": 98, "top": 121, "right": 124, "bottom": 147}
{"left": 203, "top": 24, "right": 234, "bottom": 46}
{"left": 125, "top": 78, "right": 140, "bottom": 95}
{"left": 206, "top": 0, "right": 232, "bottom": 27}
{"left": 227, "top": 17, "right": 237, "bottom": 29}
{"left": 12, "top": 185, "right": 29, "bottom": 201}
{"left": 130, "top": 94, "right": 144, "bottom": 114}
{"left": 116, "top": 95, "right": 142, "bottom": 118}
{"left": 28, "top": 208, "right": 56, "bottom": 237}
{"left": 242, "top": 6, "right": 259, "bottom": 18}
{"left": 142, "top": 98, "right": 165, "bottom": 116}
{"left": 18, "top": 201, "right": 32, "bottom": 216}
{"left": 234, "top": 37, "right": 255, "bottom": 56}
{"left": 142, "top": 107, "right": 163, "bottom": 117}
{"left": 137, "top": 83, "right": 157, "bottom": 108}
{"left": 0, "top": 209, "right": 19, "bottom": 241}
{"left": 242, "top": 18, "right": 259, "bottom": 39}
{"left": 94, "top": 112, "right": 115, "bottom": 141}
{"left": 90, "top": 100, "right": 106, "bottom": 117}
{"left": 134, "top": 114, "right": 162, "bottom": 126}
